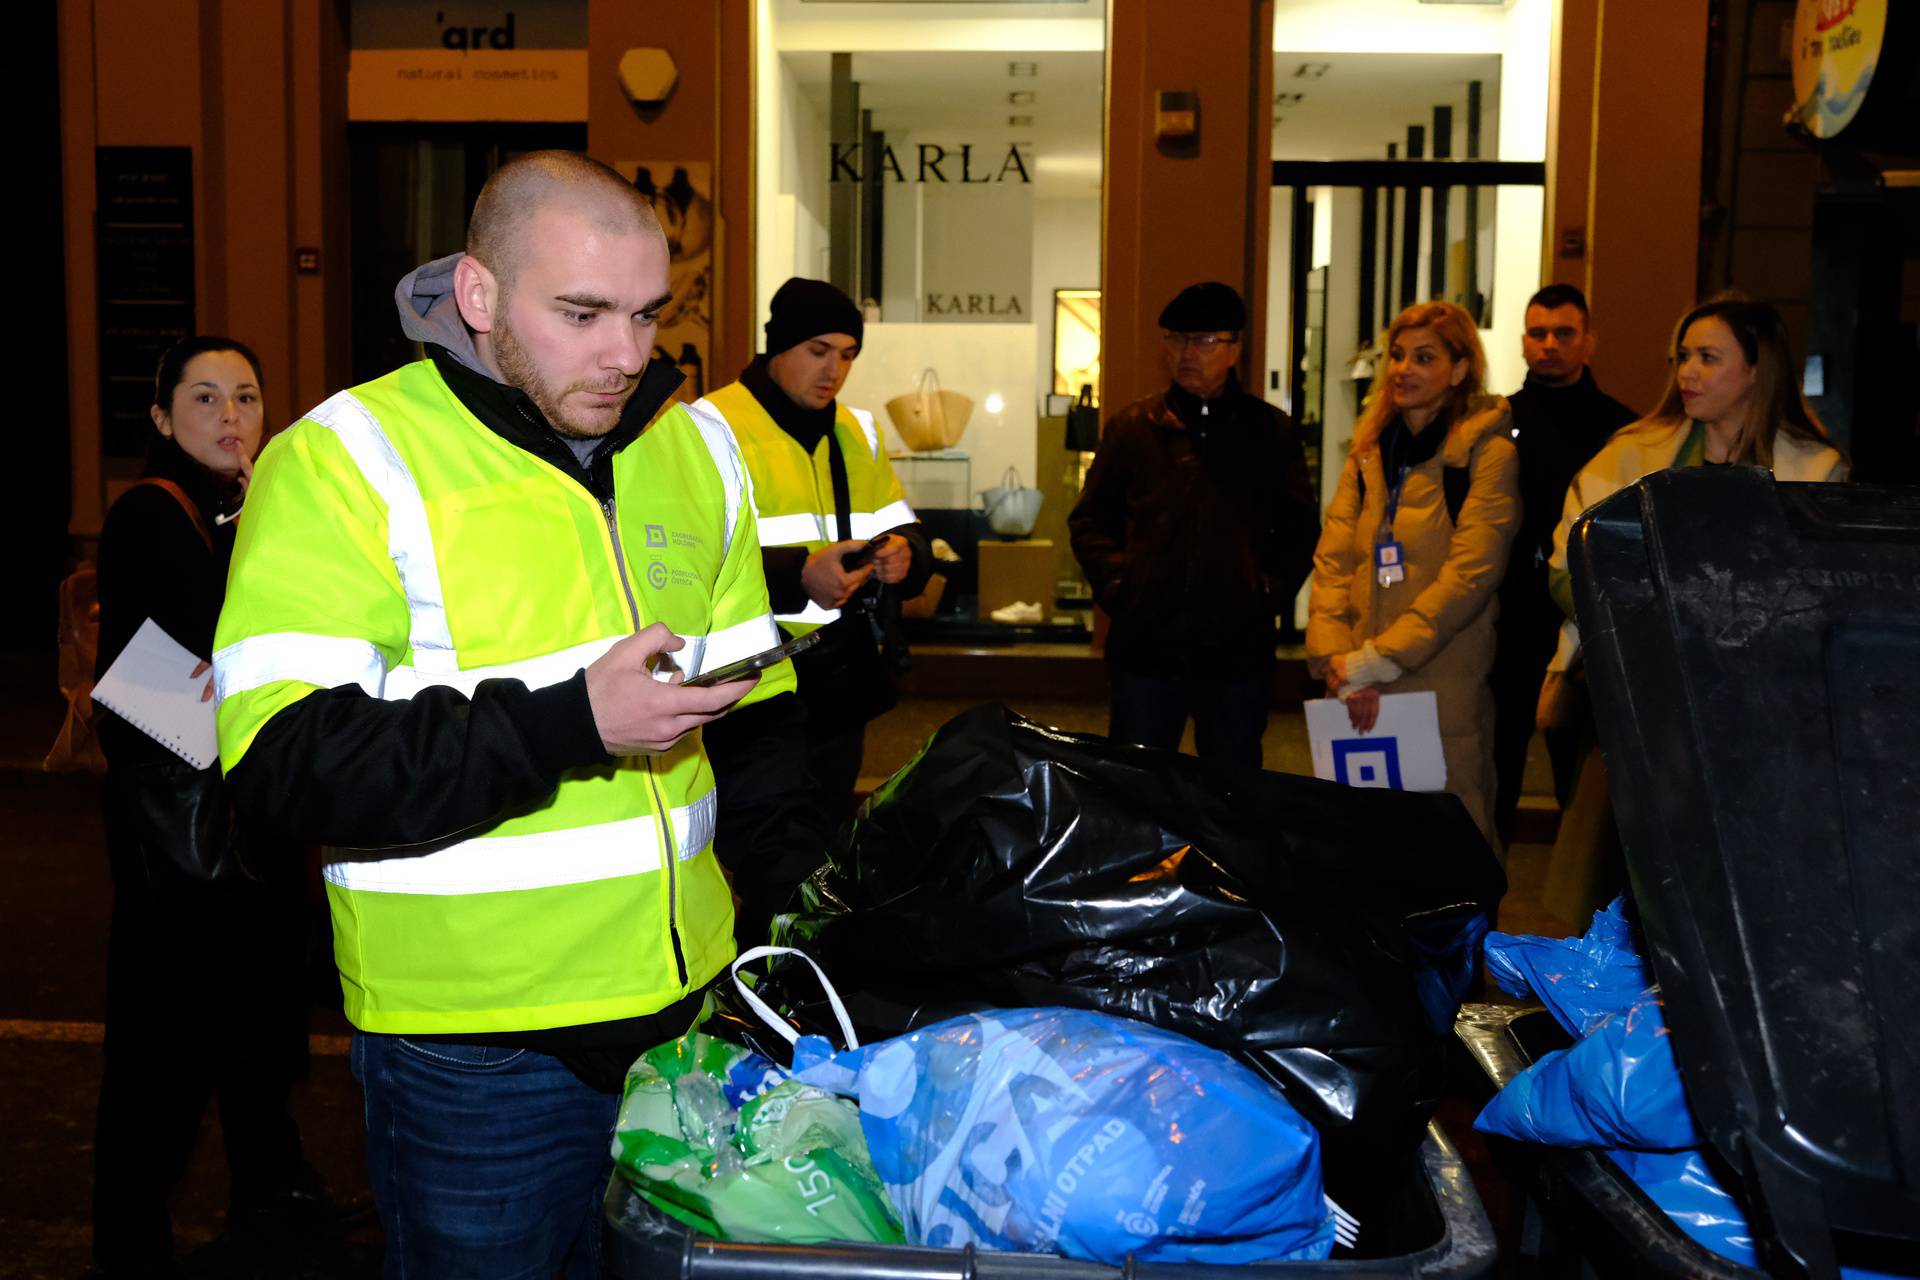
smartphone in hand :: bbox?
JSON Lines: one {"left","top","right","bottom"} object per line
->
{"left": 681, "top": 628, "right": 825, "bottom": 687}
{"left": 840, "top": 533, "right": 892, "bottom": 571}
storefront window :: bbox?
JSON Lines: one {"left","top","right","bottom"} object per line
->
{"left": 1267, "top": 0, "right": 1552, "bottom": 524}
{"left": 756, "top": 0, "right": 1105, "bottom": 636}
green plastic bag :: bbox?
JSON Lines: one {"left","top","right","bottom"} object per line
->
{"left": 610, "top": 1030, "right": 905, "bottom": 1245}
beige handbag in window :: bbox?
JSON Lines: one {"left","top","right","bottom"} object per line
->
{"left": 885, "top": 367, "right": 974, "bottom": 452}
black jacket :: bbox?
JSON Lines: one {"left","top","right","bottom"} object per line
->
{"left": 1069, "top": 375, "right": 1319, "bottom": 676}
{"left": 1497, "top": 370, "right": 1639, "bottom": 650}
{"left": 224, "top": 349, "right": 824, "bottom": 1076}
{"left": 94, "top": 440, "right": 260, "bottom": 884}
{"left": 95, "top": 438, "right": 241, "bottom": 715}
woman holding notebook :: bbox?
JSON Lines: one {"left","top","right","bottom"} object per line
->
{"left": 88, "top": 337, "right": 328, "bottom": 1277}
{"left": 1307, "top": 302, "right": 1521, "bottom": 855}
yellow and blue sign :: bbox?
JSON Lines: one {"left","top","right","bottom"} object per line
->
{"left": 1788, "top": 0, "right": 1888, "bottom": 139}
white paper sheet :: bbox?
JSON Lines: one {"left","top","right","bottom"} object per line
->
{"left": 1305, "top": 691, "right": 1447, "bottom": 793}
{"left": 90, "top": 618, "right": 218, "bottom": 769}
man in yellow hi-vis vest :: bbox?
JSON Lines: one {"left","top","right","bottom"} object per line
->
{"left": 211, "top": 152, "right": 821, "bottom": 1277}
{"left": 699, "top": 279, "right": 932, "bottom": 811}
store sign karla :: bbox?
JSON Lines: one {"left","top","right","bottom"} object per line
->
{"left": 830, "top": 143, "right": 1031, "bottom": 184}
{"left": 1788, "top": 0, "right": 1887, "bottom": 139}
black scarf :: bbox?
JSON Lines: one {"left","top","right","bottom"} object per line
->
{"left": 741, "top": 355, "right": 837, "bottom": 453}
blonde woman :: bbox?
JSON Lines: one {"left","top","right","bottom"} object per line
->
{"left": 1308, "top": 301, "right": 1521, "bottom": 850}
{"left": 1546, "top": 297, "right": 1847, "bottom": 664}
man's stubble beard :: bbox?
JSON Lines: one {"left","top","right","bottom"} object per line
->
{"left": 492, "top": 310, "right": 639, "bottom": 440}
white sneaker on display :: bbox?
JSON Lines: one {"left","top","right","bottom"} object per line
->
{"left": 989, "top": 600, "right": 1043, "bottom": 624}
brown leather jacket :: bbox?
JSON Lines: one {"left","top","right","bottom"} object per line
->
{"left": 1069, "top": 376, "right": 1319, "bottom": 676}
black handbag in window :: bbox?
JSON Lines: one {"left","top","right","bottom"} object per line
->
{"left": 1065, "top": 384, "right": 1101, "bottom": 452}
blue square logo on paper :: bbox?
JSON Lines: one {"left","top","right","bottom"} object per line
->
{"left": 1332, "top": 737, "right": 1403, "bottom": 790}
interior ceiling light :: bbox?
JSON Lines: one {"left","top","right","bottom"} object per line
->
{"left": 1008, "top": 61, "right": 1039, "bottom": 77}
{"left": 1293, "top": 62, "right": 1330, "bottom": 79}
{"left": 1009, "top": 90, "right": 1036, "bottom": 105}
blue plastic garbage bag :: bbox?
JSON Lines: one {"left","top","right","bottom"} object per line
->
{"left": 1475, "top": 908, "right": 1909, "bottom": 1278}
{"left": 1475, "top": 991, "right": 1701, "bottom": 1150}
{"left": 788, "top": 1006, "right": 1335, "bottom": 1265}
{"left": 1606, "top": 1149, "right": 1908, "bottom": 1280}
{"left": 1484, "top": 897, "right": 1651, "bottom": 1036}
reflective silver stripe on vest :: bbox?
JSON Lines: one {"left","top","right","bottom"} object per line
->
{"left": 872, "top": 498, "right": 916, "bottom": 529}
{"left": 699, "top": 614, "right": 781, "bottom": 674}
{"left": 774, "top": 598, "right": 840, "bottom": 628}
{"left": 305, "top": 391, "right": 459, "bottom": 673}
{"left": 847, "top": 406, "right": 881, "bottom": 457}
{"left": 684, "top": 399, "right": 746, "bottom": 562}
{"left": 215, "top": 632, "right": 388, "bottom": 702}
{"left": 756, "top": 512, "right": 829, "bottom": 547}
{"left": 215, "top": 623, "right": 776, "bottom": 703}
{"left": 321, "top": 789, "right": 718, "bottom": 895}
{"left": 382, "top": 635, "right": 621, "bottom": 700}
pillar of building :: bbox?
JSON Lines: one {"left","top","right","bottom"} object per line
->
{"left": 1552, "top": 0, "right": 1712, "bottom": 412}
{"left": 58, "top": 0, "right": 346, "bottom": 539}
{"left": 588, "top": 0, "right": 756, "bottom": 384}
{"left": 1102, "top": 0, "right": 1275, "bottom": 413}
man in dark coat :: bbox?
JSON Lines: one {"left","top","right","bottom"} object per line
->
{"left": 1069, "top": 282, "right": 1319, "bottom": 768}
{"left": 1490, "top": 283, "right": 1640, "bottom": 840}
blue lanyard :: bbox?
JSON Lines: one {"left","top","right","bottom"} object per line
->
{"left": 1379, "top": 463, "right": 1411, "bottom": 544}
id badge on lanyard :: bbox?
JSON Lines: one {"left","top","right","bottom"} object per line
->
{"left": 1376, "top": 463, "right": 1411, "bottom": 588}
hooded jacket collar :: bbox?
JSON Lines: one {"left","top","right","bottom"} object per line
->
{"left": 395, "top": 254, "right": 685, "bottom": 497}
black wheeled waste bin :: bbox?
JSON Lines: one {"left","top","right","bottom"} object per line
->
{"left": 1468, "top": 469, "right": 1920, "bottom": 1279}
{"left": 602, "top": 1119, "right": 1496, "bottom": 1279}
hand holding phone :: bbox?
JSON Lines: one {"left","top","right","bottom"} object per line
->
{"left": 585, "top": 623, "right": 759, "bottom": 755}
{"left": 803, "top": 541, "right": 877, "bottom": 609}
{"left": 682, "top": 627, "right": 825, "bottom": 687}
{"left": 840, "top": 533, "right": 892, "bottom": 570}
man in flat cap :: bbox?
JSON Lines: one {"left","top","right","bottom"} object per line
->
{"left": 1069, "top": 281, "right": 1318, "bottom": 767}
{"left": 697, "top": 278, "right": 932, "bottom": 823}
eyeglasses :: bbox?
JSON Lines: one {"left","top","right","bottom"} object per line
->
{"left": 1161, "top": 332, "right": 1239, "bottom": 352}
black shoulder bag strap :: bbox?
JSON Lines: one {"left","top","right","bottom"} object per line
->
{"left": 827, "top": 428, "right": 910, "bottom": 674}
{"left": 1357, "top": 443, "right": 1472, "bottom": 524}
{"left": 826, "top": 427, "right": 855, "bottom": 545}
{"left": 1442, "top": 465, "right": 1472, "bottom": 525}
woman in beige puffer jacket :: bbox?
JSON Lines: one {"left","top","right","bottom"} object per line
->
{"left": 1308, "top": 301, "right": 1521, "bottom": 853}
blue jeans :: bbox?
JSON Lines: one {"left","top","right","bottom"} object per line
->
{"left": 1108, "top": 668, "right": 1270, "bottom": 770}
{"left": 352, "top": 1033, "right": 620, "bottom": 1279}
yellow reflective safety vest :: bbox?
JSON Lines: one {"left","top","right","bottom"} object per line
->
{"left": 697, "top": 382, "right": 916, "bottom": 635}
{"left": 212, "top": 359, "right": 791, "bottom": 1035}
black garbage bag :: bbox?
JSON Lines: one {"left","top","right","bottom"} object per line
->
{"left": 767, "top": 704, "right": 1504, "bottom": 1236}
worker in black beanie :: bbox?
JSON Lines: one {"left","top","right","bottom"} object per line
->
{"left": 696, "top": 279, "right": 931, "bottom": 868}
{"left": 1069, "top": 281, "right": 1319, "bottom": 768}
{"left": 763, "top": 277, "right": 865, "bottom": 357}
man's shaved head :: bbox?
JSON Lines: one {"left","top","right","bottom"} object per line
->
{"left": 466, "top": 150, "right": 661, "bottom": 293}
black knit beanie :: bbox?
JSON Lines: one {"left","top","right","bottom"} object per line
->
{"left": 1158, "top": 282, "right": 1246, "bottom": 333}
{"left": 765, "top": 277, "right": 864, "bottom": 356}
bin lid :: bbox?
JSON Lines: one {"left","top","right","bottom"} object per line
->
{"left": 1568, "top": 469, "right": 1920, "bottom": 1279}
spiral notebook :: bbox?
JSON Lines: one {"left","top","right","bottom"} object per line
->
{"left": 91, "top": 618, "right": 218, "bottom": 770}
